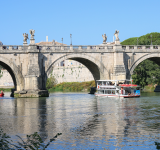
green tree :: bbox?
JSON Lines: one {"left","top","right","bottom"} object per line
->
{"left": 46, "top": 74, "right": 58, "bottom": 89}
{"left": 121, "top": 32, "right": 160, "bottom": 45}
{"left": 132, "top": 60, "right": 160, "bottom": 88}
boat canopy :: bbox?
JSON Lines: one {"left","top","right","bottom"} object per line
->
{"left": 96, "top": 79, "right": 131, "bottom": 82}
{"left": 98, "top": 86, "right": 116, "bottom": 88}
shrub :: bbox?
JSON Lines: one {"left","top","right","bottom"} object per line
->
{"left": 46, "top": 74, "right": 58, "bottom": 89}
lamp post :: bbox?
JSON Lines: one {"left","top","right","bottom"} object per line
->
{"left": 137, "top": 38, "right": 138, "bottom": 45}
{"left": 150, "top": 34, "right": 152, "bottom": 45}
{"left": 61, "top": 38, "right": 63, "bottom": 45}
{"left": 70, "top": 34, "right": 72, "bottom": 45}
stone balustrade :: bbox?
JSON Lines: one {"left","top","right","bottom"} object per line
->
{"left": 0, "top": 45, "right": 160, "bottom": 52}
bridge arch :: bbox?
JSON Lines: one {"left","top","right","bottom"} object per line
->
{"left": 0, "top": 56, "right": 24, "bottom": 92}
{"left": 45, "top": 53, "right": 107, "bottom": 84}
{"left": 129, "top": 53, "right": 160, "bottom": 76}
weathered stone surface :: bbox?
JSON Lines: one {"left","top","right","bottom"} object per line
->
{"left": 0, "top": 43, "right": 160, "bottom": 97}
{"left": 14, "top": 90, "right": 49, "bottom": 98}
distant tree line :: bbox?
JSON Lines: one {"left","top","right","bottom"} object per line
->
{"left": 121, "top": 32, "right": 160, "bottom": 87}
{"left": 121, "top": 32, "right": 160, "bottom": 45}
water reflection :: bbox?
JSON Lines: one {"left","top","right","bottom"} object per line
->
{"left": 0, "top": 92, "right": 160, "bottom": 149}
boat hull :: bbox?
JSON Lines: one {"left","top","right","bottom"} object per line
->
{"left": 95, "top": 94, "right": 140, "bottom": 98}
{"left": 0, "top": 93, "right": 4, "bottom": 97}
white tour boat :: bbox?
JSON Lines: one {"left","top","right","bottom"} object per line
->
{"left": 95, "top": 80, "right": 140, "bottom": 98}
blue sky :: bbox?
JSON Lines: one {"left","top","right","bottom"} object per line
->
{"left": 0, "top": 0, "right": 160, "bottom": 45}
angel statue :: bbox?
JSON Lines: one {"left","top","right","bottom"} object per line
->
{"left": 30, "top": 29, "right": 35, "bottom": 39}
{"left": 102, "top": 33, "right": 107, "bottom": 43}
{"left": 23, "top": 33, "right": 29, "bottom": 43}
{"left": 114, "top": 30, "right": 119, "bottom": 41}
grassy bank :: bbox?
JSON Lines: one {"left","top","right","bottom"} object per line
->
{"left": 48, "top": 81, "right": 95, "bottom": 92}
{"left": 0, "top": 88, "right": 13, "bottom": 92}
{"left": 142, "top": 84, "right": 155, "bottom": 92}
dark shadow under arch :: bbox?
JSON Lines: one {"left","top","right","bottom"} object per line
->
{"left": 0, "top": 61, "right": 17, "bottom": 90}
{"left": 148, "top": 57, "right": 160, "bottom": 66}
{"left": 69, "top": 57, "right": 100, "bottom": 81}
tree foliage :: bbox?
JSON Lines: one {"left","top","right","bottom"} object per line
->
{"left": 121, "top": 32, "right": 160, "bottom": 45}
{"left": 46, "top": 74, "right": 58, "bottom": 89}
{"left": 132, "top": 60, "right": 160, "bottom": 88}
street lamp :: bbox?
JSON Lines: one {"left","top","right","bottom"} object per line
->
{"left": 150, "top": 34, "right": 152, "bottom": 45}
{"left": 70, "top": 34, "right": 72, "bottom": 45}
{"left": 137, "top": 38, "right": 138, "bottom": 45}
{"left": 61, "top": 37, "right": 63, "bottom": 45}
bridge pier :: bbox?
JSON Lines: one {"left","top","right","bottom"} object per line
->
{"left": 13, "top": 44, "right": 49, "bottom": 98}
{"left": 13, "top": 75, "right": 49, "bottom": 98}
{"left": 111, "top": 45, "right": 126, "bottom": 80}
{"left": 14, "top": 90, "right": 49, "bottom": 98}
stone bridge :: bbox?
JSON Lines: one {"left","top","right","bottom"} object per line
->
{"left": 1, "top": 33, "right": 160, "bottom": 97}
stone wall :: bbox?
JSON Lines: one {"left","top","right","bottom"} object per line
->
{"left": 51, "top": 66, "right": 94, "bottom": 83}
{"left": 0, "top": 70, "right": 14, "bottom": 87}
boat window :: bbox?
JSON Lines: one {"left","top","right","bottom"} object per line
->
{"left": 98, "top": 90, "right": 104, "bottom": 94}
{"left": 103, "top": 81, "right": 106, "bottom": 85}
{"left": 116, "top": 90, "right": 119, "bottom": 94}
{"left": 98, "top": 81, "right": 102, "bottom": 85}
{"left": 108, "top": 90, "right": 111, "bottom": 94}
{"left": 112, "top": 90, "right": 115, "bottom": 94}
{"left": 105, "top": 90, "right": 108, "bottom": 94}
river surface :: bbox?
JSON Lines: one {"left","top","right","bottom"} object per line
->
{"left": 0, "top": 92, "right": 160, "bottom": 149}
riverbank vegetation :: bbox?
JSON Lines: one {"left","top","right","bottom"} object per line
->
{"left": 0, "top": 128, "right": 61, "bottom": 149}
{"left": 121, "top": 32, "right": 160, "bottom": 91}
{"left": 121, "top": 32, "right": 160, "bottom": 45}
{"left": 47, "top": 80, "right": 95, "bottom": 92}
{"left": 0, "top": 88, "right": 13, "bottom": 92}
{"left": 132, "top": 59, "right": 160, "bottom": 89}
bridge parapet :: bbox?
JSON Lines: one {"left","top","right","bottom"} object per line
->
{"left": 122, "top": 45, "right": 160, "bottom": 50}
{"left": 1, "top": 45, "right": 160, "bottom": 53}
{"left": 0, "top": 45, "right": 29, "bottom": 51}
{"left": 38, "top": 45, "right": 114, "bottom": 51}
{"left": 0, "top": 45, "right": 114, "bottom": 53}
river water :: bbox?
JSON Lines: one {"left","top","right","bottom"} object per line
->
{"left": 0, "top": 92, "right": 160, "bottom": 149}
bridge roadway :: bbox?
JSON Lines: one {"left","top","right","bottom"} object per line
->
{"left": 0, "top": 44, "right": 160, "bottom": 97}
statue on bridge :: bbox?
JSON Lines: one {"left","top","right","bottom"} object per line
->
{"left": 102, "top": 33, "right": 107, "bottom": 44}
{"left": 23, "top": 33, "right": 29, "bottom": 45}
{"left": 30, "top": 29, "right": 35, "bottom": 39}
{"left": 29, "top": 29, "right": 35, "bottom": 44}
{"left": 114, "top": 30, "right": 119, "bottom": 41}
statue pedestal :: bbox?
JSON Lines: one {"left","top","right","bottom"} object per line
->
{"left": 23, "top": 42, "right": 28, "bottom": 46}
{"left": 115, "top": 40, "right": 120, "bottom": 45}
{"left": 30, "top": 39, "right": 35, "bottom": 44}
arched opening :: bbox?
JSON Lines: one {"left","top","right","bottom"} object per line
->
{"left": 45, "top": 54, "right": 103, "bottom": 91}
{"left": 68, "top": 57, "right": 100, "bottom": 81}
{"left": 129, "top": 54, "right": 160, "bottom": 89}
{"left": 0, "top": 61, "right": 17, "bottom": 96}
{"left": 0, "top": 55, "right": 25, "bottom": 95}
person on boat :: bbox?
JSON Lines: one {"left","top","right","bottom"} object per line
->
{"left": 0, "top": 90, "right": 4, "bottom": 96}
